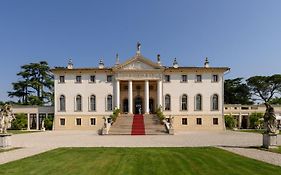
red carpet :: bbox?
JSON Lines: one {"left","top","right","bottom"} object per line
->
{"left": 131, "top": 114, "right": 145, "bottom": 135}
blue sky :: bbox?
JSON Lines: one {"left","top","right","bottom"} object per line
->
{"left": 0, "top": 0, "right": 281, "bottom": 101}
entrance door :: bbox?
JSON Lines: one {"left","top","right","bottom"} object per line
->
{"left": 123, "top": 99, "right": 128, "bottom": 113}
{"left": 149, "top": 98, "right": 154, "bottom": 114}
{"left": 241, "top": 116, "right": 248, "bottom": 129}
{"left": 134, "top": 96, "right": 143, "bottom": 114}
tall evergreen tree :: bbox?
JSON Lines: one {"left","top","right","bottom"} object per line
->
{"left": 224, "top": 78, "right": 253, "bottom": 105}
{"left": 8, "top": 61, "right": 54, "bottom": 105}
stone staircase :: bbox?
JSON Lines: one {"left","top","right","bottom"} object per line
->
{"left": 108, "top": 114, "right": 134, "bottom": 135}
{"left": 108, "top": 114, "right": 168, "bottom": 135}
{"left": 143, "top": 114, "right": 167, "bottom": 135}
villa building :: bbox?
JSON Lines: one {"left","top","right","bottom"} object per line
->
{"left": 51, "top": 44, "right": 230, "bottom": 133}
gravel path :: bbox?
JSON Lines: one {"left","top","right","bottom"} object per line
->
{"left": 0, "top": 130, "right": 280, "bottom": 165}
{"left": 220, "top": 147, "right": 281, "bottom": 167}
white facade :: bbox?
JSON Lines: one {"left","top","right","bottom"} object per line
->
{"left": 52, "top": 52, "right": 229, "bottom": 131}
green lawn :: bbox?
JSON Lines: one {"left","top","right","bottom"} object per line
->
{"left": 0, "top": 147, "right": 281, "bottom": 175}
{"left": 269, "top": 146, "right": 281, "bottom": 154}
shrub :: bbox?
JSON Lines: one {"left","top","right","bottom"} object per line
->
{"left": 225, "top": 115, "right": 236, "bottom": 129}
{"left": 111, "top": 108, "right": 121, "bottom": 123}
{"left": 249, "top": 112, "right": 263, "bottom": 129}
{"left": 156, "top": 106, "right": 165, "bottom": 122}
{"left": 44, "top": 115, "right": 54, "bottom": 130}
{"left": 11, "top": 113, "right": 27, "bottom": 130}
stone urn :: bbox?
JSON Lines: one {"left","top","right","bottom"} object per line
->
{"left": 0, "top": 134, "right": 12, "bottom": 148}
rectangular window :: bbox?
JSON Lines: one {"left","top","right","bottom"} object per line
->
{"left": 59, "top": 76, "right": 65, "bottom": 83}
{"left": 164, "top": 75, "right": 170, "bottom": 82}
{"left": 213, "top": 118, "right": 219, "bottom": 125}
{"left": 60, "top": 118, "right": 65, "bottom": 126}
{"left": 181, "top": 75, "right": 187, "bottom": 82}
{"left": 89, "top": 75, "right": 96, "bottom": 83}
{"left": 212, "top": 75, "right": 218, "bottom": 82}
{"left": 182, "top": 118, "right": 188, "bottom": 125}
{"left": 76, "top": 76, "right": 82, "bottom": 83}
{"left": 90, "top": 118, "right": 96, "bottom": 126}
{"left": 196, "top": 118, "right": 202, "bottom": 125}
{"left": 107, "top": 75, "right": 112, "bottom": 82}
{"left": 76, "top": 118, "right": 82, "bottom": 126}
{"left": 196, "top": 75, "right": 202, "bottom": 82}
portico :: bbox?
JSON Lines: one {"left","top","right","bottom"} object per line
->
{"left": 116, "top": 79, "right": 162, "bottom": 114}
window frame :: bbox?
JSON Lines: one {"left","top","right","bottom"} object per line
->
{"left": 181, "top": 75, "right": 188, "bottom": 83}
{"left": 59, "top": 95, "right": 66, "bottom": 112}
{"left": 164, "top": 75, "right": 170, "bottom": 82}
{"left": 106, "top": 75, "right": 113, "bottom": 83}
{"left": 196, "top": 118, "right": 202, "bottom": 125}
{"left": 213, "top": 118, "right": 219, "bottom": 125}
{"left": 75, "top": 75, "right": 82, "bottom": 83}
{"left": 195, "top": 94, "right": 202, "bottom": 111}
{"left": 181, "top": 94, "right": 188, "bottom": 111}
{"left": 76, "top": 118, "right": 82, "bottom": 126}
{"left": 182, "top": 118, "right": 188, "bottom": 125}
{"left": 164, "top": 94, "right": 171, "bottom": 111}
{"left": 89, "top": 95, "right": 96, "bottom": 111}
{"left": 59, "top": 76, "right": 65, "bottom": 83}
{"left": 211, "top": 94, "right": 219, "bottom": 111}
{"left": 195, "top": 75, "right": 202, "bottom": 83}
{"left": 90, "top": 118, "right": 96, "bottom": 126}
{"left": 212, "top": 74, "right": 219, "bottom": 82}
{"left": 89, "top": 75, "right": 96, "bottom": 83}
{"left": 106, "top": 95, "right": 113, "bottom": 111}
{"left": 75, "top": 95, "right": 82, "bottom": 112}
{"left": 60, "top": 118, "right": 65, "bottom": 126}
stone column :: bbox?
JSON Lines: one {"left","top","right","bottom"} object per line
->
{"left": 27, "top": 113, "right": 30, "bottom": 130}
{"left": 145, "top": 80, "right": 150, "bottom": 114}
{"left": 238, "top": 113, "right": 242, "bottom": 128}
{"left": 36, "top": 113, "right": 39, "bottom": 130}
{"left": 116, "top": 80, "right": 120, "bottom": 109}
{"left": 128, "top": 80, "right": 133, "bottom": 114}
{"left": 157, "top": 80, "right": 163, "bottom": 109}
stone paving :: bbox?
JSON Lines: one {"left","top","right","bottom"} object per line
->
{"left": 0, "top": 130, "right": 280, "bottom": 166}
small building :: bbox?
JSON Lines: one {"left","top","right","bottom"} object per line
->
{"left": 224, "top": 104, "right": 281, "bottom": 129}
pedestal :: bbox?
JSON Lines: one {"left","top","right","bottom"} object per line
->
{"left": 263, "top": 133, "right": 278, "bottom": 149}
{"left": 0, "top": 134, "right": 12, "bottom": 148}
{"left": 169, "top": 128, "right": 174, "bottom": 135}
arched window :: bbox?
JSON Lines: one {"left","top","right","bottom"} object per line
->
{"left": 76, "top": 95, "right": 82, "bottom": 111}
{"left": 195, "top": 94, "right": 202, "bottom": 111}
{"left": 90, "top": 95, "right": 96, "bottom": 111}
{"left": 59, "top": 95, "right": 65, "bottom": 111}
{"left": 212, "top": 94, "right": 219, "bottom": 110}
{"left": 181, "top": 94, "right": 188, "bottom": 111}
{"left": 107, "top": 95, "right": 112, "bottom": 111}
{"left": 165, "top": 94, "right": 171, "bottom": 110}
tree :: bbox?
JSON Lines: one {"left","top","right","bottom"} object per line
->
{"left": 246, "top": 74, "right": 281, "bottom": 135}
{"left": 247, "top": 75, "right": 281, "bottom": 103}
{"left": 249, "top": 112, "right": 263, "bottom": 129}
{"left": 224, "top": 115, "right": 236, "bottom": 129}
{"left": 224, "top": 78, "right": 253, "bottom": 105}
{"left": 269, "top": 97, "right": 281, "bottom": 105}
{"left": 8, "top": 61, "right": 54, "bottom": 105}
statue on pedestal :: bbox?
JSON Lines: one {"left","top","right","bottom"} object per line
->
{"left": 0, "top": 104, "right": 15, "bottom": 134}
{"left": 264, "top": 103, "right": 277, "bottom": 134}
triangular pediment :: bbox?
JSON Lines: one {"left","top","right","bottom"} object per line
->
{"left": 114, "top": 54, "right": 164, "bottom": 71}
